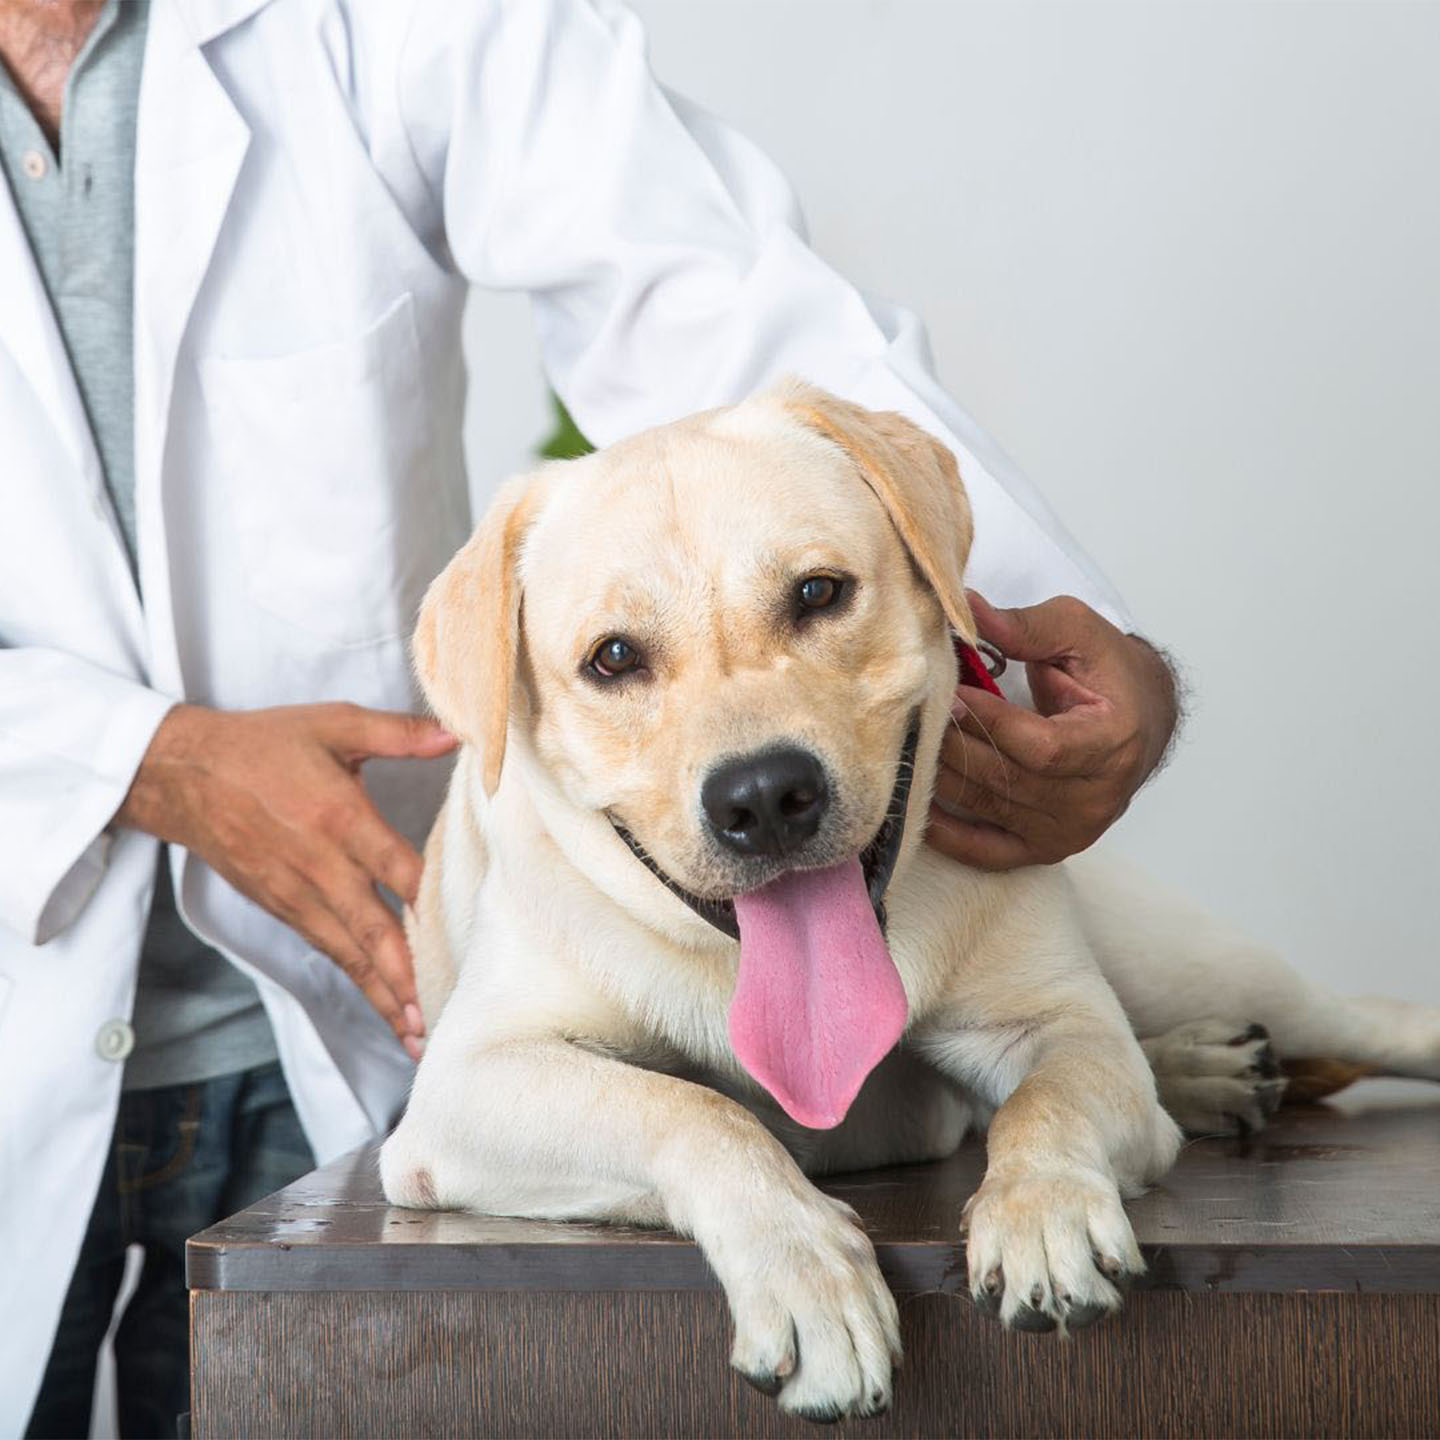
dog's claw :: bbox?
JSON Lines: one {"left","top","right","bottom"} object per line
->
{"left": 738, "top": 1368, "right": 785, "bottom": 1398}
{"left": 1229, "top": 1021, "right": 1270, "bottom": 1046}
{"left": 1094, "top": 1252, "right": 1125, "bottom": 1281}
{"left": 1065, "top": 1301, "right": 1110, "bottom": 1331}
{"left": 1252, "top": 1044, "right": 1282, "bottom": 1079}
{"left": 792, "top": 1404, "right": 845, "bottom": 1426}
{"left": 972, "top": 1265, "right": 1004, "bottom": 1316}
{"left": 1010, "top": 1304, "right": 1059, "bottom": 1334}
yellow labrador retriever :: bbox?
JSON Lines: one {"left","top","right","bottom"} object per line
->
{"left": 381, "top": 379, "right": 1440, "bottom": 1422}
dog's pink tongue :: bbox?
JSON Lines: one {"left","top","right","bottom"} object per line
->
{"left": 729, "top": 858, "right": 908, "bottom": 1130}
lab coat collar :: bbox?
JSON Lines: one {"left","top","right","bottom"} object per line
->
{"left": 131, "top": 0, "right": 253, "bottom": 691}
{"left": 133, "top": 0, "right": 252, "bottom": 440}
{"left": 0, "top": 0, "right": 258, "bottom": 652}
{"left": 172, "top": 0, "right": 277, "bottom": 46}
{"left": 0, "top": 185, "right": 109, "bottom": 487}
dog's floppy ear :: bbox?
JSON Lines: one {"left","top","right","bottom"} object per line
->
{"left": 776, "top": 380, "right": 977, "bottom": 643}
{"left": 412, "top": 472, "right": 545, "bottom": 796}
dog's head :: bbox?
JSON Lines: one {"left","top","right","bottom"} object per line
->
{"left": 415, "top": 379, "right": 977, "bottom": 1127}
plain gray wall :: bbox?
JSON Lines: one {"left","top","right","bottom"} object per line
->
{"left": 465, "top": 0, "right": 1440, "bottom": 1004}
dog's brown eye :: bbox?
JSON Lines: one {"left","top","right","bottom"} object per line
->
{"left": 797, "top": 574, "right": 844, "bottom": 612}
{"left": 589, "top": 637, "right": 642, "bottom": 679}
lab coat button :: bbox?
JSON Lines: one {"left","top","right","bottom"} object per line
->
{"left": 95, "top": 1020, "right": 135, "bottom": 1063}
{"left": 21, "top": 149, "right": 47, "bottom": 181}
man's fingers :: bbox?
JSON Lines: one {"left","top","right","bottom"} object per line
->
{"left": 271, "top": 877, "right": 413, "bottom": 1041}
{"left": 925, "top": 804, "right": 1037, "bottom": 871}
{"left": 927, "top": 737, "right": 1054, "bottom": 829}
{"left": 344, "top": 800, "right": 425, "bottom": 905}
{"left": 952, "top": 687, "right": 1087, "bottom": 778}
{"left": 933, "top": 769, "right": 1027, "bottom": 833}
{"left": 954, "top": 686, "right": 1121, "bottom": 779}
{"left": 320, "top": 704, "right": 458, "bottom": 764}
{"left": 315, "top": 859, "right": 420, "bottom": 1013}
{"left": 936, "top": 728, "right": 1049, "bottom": 825}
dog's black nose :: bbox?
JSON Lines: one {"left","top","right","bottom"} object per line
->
{"left": 702, "top": 747, "right": 829, "bottom": 857}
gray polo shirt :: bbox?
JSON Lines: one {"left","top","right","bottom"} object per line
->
{"left": 0, "top": 0, "right": 277, "bottom": 1090}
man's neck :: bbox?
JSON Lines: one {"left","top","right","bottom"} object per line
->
{"left": 0, "top": 1, "right": 108, "bottom": 153}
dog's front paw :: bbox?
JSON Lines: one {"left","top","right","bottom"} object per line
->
{"left": 1144, "top": 1018, "right": 1286, "bottom": 1135}
{"left": 719, "top": 1193, "right": 900, "bottom": 1422}
{"left": 963, "top": 1170, "right": 1142, "bottom": 1333}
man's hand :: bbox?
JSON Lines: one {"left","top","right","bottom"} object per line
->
{"left": 117, "top": 703, "right": 458, "bottom": 1057}
{"left": 927, "top": 592, "right": 1180, "bottom": 870}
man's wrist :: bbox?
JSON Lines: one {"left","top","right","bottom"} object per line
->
{"left": 1125, "top": 633, "right": 1185, "bottom": 777}
{"left": 115, "top": 702, "right": 214, "bottom": 837}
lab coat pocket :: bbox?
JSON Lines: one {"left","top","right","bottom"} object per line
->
{"left": 202, "top": 293, "right": 445, "bottom": 648}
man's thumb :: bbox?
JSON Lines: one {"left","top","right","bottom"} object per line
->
{"left": 965, "top": 590, "right": 1084, "bottom": 663}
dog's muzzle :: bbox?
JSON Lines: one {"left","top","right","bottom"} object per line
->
{"left": 610, "top": 715, "right": 921, "bottom": 940}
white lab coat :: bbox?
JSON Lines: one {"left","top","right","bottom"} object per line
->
{"left": 0, "top": 0, "right": 1131, "bottom": 1425}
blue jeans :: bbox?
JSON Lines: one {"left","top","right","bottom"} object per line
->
{"left": 25, "top": 1062, "right": 314, "bottom": 1440}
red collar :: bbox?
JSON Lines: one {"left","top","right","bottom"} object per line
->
{"left": 955, "top": 638, "right": 1004, "bottom": 697}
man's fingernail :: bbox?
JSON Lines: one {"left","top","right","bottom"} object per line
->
{"left": 403, "top": 1034, "right": 426, "bottom": 1063}
{"left": 951, "top": 698, "right": 970, "bottom": 719}
{"left": 404, "top": 1003, "right": 425, "bottom": 1035}
{"left": 412, "top": 719, "right": 458, "bottom": 750}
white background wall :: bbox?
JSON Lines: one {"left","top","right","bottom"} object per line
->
{"left": 464, "top": 0, "right": 1440, "bottom": 1005}
{"left": 85, "top": 6, "right": 1440, "bottom": 1434}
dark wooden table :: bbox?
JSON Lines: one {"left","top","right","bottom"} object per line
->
{"left": 188, "top": 1079, "right": 1440, "bottom": 1438}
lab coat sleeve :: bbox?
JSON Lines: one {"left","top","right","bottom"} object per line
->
{"left": 393, "top": 0, "right": 1132, "bottom": 629}
{"left": 0, "top": 647, "right": 173, "bottom": 945}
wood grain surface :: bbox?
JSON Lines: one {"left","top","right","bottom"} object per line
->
{"left": 190, "top": 1289, "right": 1440, "bottom": 1438}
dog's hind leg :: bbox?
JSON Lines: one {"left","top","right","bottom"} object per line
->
{"left": 1069, "top": 854, "right": 1440, "bottom": 1109}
